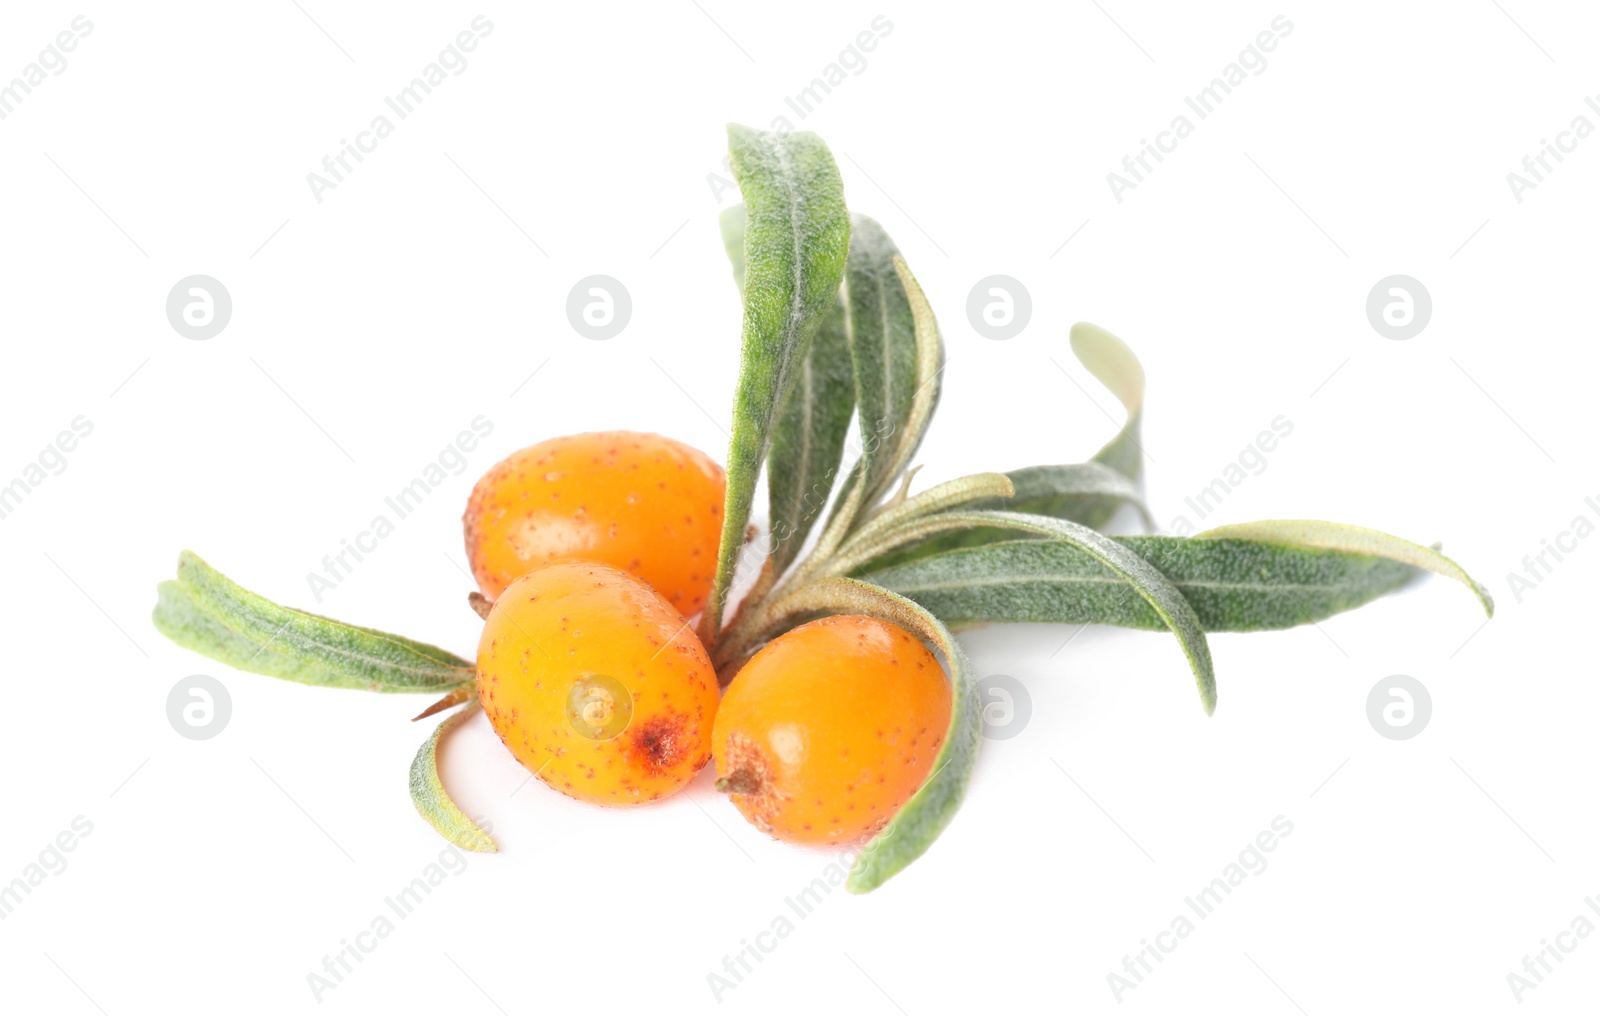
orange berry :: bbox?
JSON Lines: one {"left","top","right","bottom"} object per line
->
{"left": 475, "top": 559, "right": 719, "bottom": 805}
{"left": 463, "top": 431, "right": 726, "bottom": 614}
{"left": 712, "top": 615, "right": 951, "bottom": 845}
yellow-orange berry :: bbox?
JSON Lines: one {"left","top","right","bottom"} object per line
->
{"left": 712, "top": 615, "right": 951, "bottom": 844}
{"left": 463, "top": 431, "right": 725, "bottom": 614}
{"left": 476, "top": 560, "right": 719, "bottom": 805}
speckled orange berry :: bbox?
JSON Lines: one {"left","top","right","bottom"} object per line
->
{"left": 476, "top": 559, "right": 719, "bottom": 805}
{"left": 463, "top": 431, "right": 725, "bottom": 614}
{"left": 712, "top": 615, "right": 951, "bottom": 845}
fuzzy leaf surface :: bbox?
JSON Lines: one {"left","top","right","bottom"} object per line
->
{"left": 410, "top": 700, "right": 497, "bottom": 853}
{"left": 848, "top": 510, "right": 1217, "bottom": 714}
{"left": 153, "top": 551, "right": 473, "bottom": 693}
{"left": 1196, "top": 519, "right": 1494, "bottom": 616}
{"left": 701, "top": 126, "right": 850, "bottom": 641}
{"left": 864, "top": 536, "right": 1423, "bottom": 632}
{"left": 722, "top": 202, "right": 856, "bottom": 576}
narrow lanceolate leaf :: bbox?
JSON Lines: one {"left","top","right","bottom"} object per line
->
{"left": 814, "top": 250, "right": 947, "bottom": 560}
{"left": 864, "top": 537, "right": 1422, "bottom": 632}
{"left": 843, "top": 510, "right": 1217, "bottom": 714}
{"left": 1195, "top": 520, "right": 1495, "bottom": 616}
{"left": 723, "top": 202, "right": 858, "bottom": 577}
{"left": 701, "top": 126, "right": 850, "bottom": 644}
{"left": 858, "top": 461, "right": 1153, "bottom": 570}
{"left": 410, "top": 698, "right": 497, "bottom": 853}
{"left": 764, "top": 577, "right": 980, "bottom": 894}
{"left": 1006, "top": 462, "right": 1152, "bottom": 527}
{"left": 844, "top": 472, "right": 1016, "bottom": 554}
{"left": 1063, "top": 323, "right": 1146, "bottom": 529}
{"left": 843, "top": 215, "right": 920, "bottom": 507}
{"left": 155, "top": 581, "right": 355, "bottom": 688}
{"left": 767, "top": 299, "right": 855, "bottom": 574}
{"left": 873, "top": 257, "right": 945, "bottom": 506}
{"left": 154, "top": 551, "right": 474, "bottom": 692}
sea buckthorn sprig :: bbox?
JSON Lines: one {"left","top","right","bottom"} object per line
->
{"left": 152, "top": 124, "right": 1492, "bottom": 893}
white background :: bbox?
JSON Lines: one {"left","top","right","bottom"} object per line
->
{"left": 1, "top": 2, "right": 1594, "bottom": 1013}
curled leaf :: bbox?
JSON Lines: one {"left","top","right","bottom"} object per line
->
{"left": 1070, "top": 322, "right": 1145, "bottom": 497}
{"left": 1195, "top": 520, "right": 1494, "bottom": 617}
{"left": 410, "top": 698, "right": 497, "bottom": 853}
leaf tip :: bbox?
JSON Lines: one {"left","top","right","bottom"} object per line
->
{"left": 1474, "top": 584, "right": 1496, "bottom": 618}
{"left": 843, "top": 872, "right": 875, "bottom": 895}
{"left": 463, "top": 832, "right": 499, "bottom": 854}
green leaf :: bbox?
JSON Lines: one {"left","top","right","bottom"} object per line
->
{"left": 701, "top": 125, "right": 850, "bottom": 643}
{"left": 864, "top": 536, "right": 1422, "bottom": 632}
{"left": 1195, "top": 519, "right": 1495, "bottom": 617}
{"left": 1006, "top": 462, "right": 1151, "bottom": 526}
{"left": 811, "top": 250, "right": 947, "bottom": 565}
{"left": 841, "top": 510, "right": 1217, "bottom": 714}
{"left": 1062, "top": 323, "right": 1146, "bottom": 529}
{"left": 859, "top": 461, "right": 1152, "bottom": 570}
{"left": 762, "top": 577, "right": 980, "bottom": 894}
{"left": 722, "top": 201, "right": 858, "bottom": 577}
{"left": 155, "top": 580, "right": 346, "bottom": 687}
{"left": 410, "top": 698, "right": 497, "bottom": 853}
{"left": 844, "top": 472, "right": 1017, "bottom": 554}
{"left": 154, "top": 551, "right": 474, "bottom": 693}
{"left": 766, "top": 299, "right": 856, "bottom": 575}
{"left": 844, "top": 215, "right": 922, "bottom": 508}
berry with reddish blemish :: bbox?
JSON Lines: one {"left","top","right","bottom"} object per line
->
{"left": 712, "top": 615, "right": 951, "bottom": 844}
{"left": 476, "top": 560, "right": 719, "bottom": 805}
{"left": 463, "top": 431, "right": 726, "bottom": 614}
